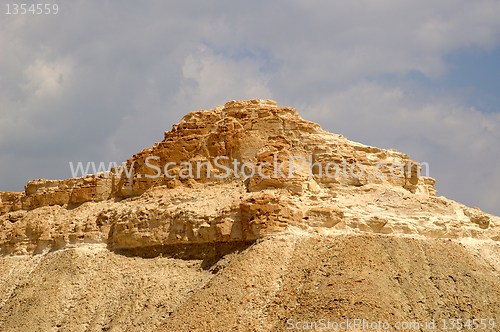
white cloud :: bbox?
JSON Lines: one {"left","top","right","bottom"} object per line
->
{"left": 1, "top": 0, "right": 500, "bottom": 215}
{"left": 301, "top": 82, "right": 500, "bottom": 214}
{"left": 177, "top": 48, "right": 273, "bottom": 110}
{"left": 22, "top": 57, "right": 73, "bottom": 98}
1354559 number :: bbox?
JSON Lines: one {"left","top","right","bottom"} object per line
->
{"left": 6, "top": 3, "right": 59, "bottom": 15}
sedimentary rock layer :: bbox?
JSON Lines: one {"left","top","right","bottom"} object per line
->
{"left": 0, "top": 100, "right": 498, "bottom": 255}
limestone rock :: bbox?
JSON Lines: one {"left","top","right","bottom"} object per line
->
{"left": 0, "top": 99, "right": 498, "bottom": 255}
{"left": 0, "top": 192, "right": 22, "bottom": 214}
{"left": 0, "top": 100, "right": 499, "bottom": 332}
{"left": 21, "top": 176, "right": 115, "bottom": 210}
{"left": 464, "top": 208, "right": 491, "bottom": 229}
{"left": 115, "top": 99, "right": 431, "bottom": 197}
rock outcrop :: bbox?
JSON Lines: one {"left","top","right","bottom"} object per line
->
{"left": 0, "top": 100, "right": 499, "bottom": 332}
{"left": 0, "top": 100, "right": 498, "bottom": 255}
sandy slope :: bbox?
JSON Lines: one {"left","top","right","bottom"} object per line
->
{"left": 157, "top": 233, "right": 500, "bottom": 331}
{"left": 0, "top": 244, "right": 212, "bottom": 332}
{"left": 0, "top": 233, "right": 497, "bottom": 332}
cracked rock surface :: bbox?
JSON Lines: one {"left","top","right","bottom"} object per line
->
{"left": 0, "top": 100, "right": 498, "bottom": 331}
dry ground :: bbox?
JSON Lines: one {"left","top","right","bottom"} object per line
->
{"left": 0, "top": 233, "right": 499, "bottom": 332}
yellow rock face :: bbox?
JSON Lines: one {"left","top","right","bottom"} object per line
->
{"left": 0, "top": 100, "right": 498, "bottom": 255}
{"left": 0, "top": 100, "right": 499, "bottom": 332}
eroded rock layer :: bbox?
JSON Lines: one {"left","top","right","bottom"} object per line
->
{"left": 0, "top": 100, "right": 498, "bottom": 255}
{"left": 0, "top": 100, "right": 499, "bottom": 332}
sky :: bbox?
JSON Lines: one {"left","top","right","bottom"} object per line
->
{"left": 0, "top": 0, "right": 499, "bottom": 215}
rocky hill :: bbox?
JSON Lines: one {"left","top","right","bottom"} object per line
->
{"left": 0, "top": 100, "right": 498, "bottom": 331}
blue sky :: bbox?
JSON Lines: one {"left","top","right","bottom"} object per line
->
{"left": 0, "top": 0, "right": 499, "bottom": 215}
{"left": 376, "top": 47, "right": 500, "bottom": 113}
{"left": 442, "top": 48, "right": 500, "bottom": 113}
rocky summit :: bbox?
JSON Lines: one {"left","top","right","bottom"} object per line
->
{"left": 0, "top": 100, "right": 499, "bottom": 332}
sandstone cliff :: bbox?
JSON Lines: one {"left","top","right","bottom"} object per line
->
{"left": 1, "top": 100, "right": 496, "bottom": 255}
{"left": 0, "top": 100, "right": 498, "bottom": 331}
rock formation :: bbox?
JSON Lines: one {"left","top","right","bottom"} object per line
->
{"left": 0, "top": 100, "right": 498, "bottom": 331}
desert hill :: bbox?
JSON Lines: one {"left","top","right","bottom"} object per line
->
{"left": 0, "top": 100, "right": 498, "bottom": 331}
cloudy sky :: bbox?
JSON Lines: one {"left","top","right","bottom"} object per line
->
{"left": 1, "top": 0, "right": 499, "bottom": 215}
